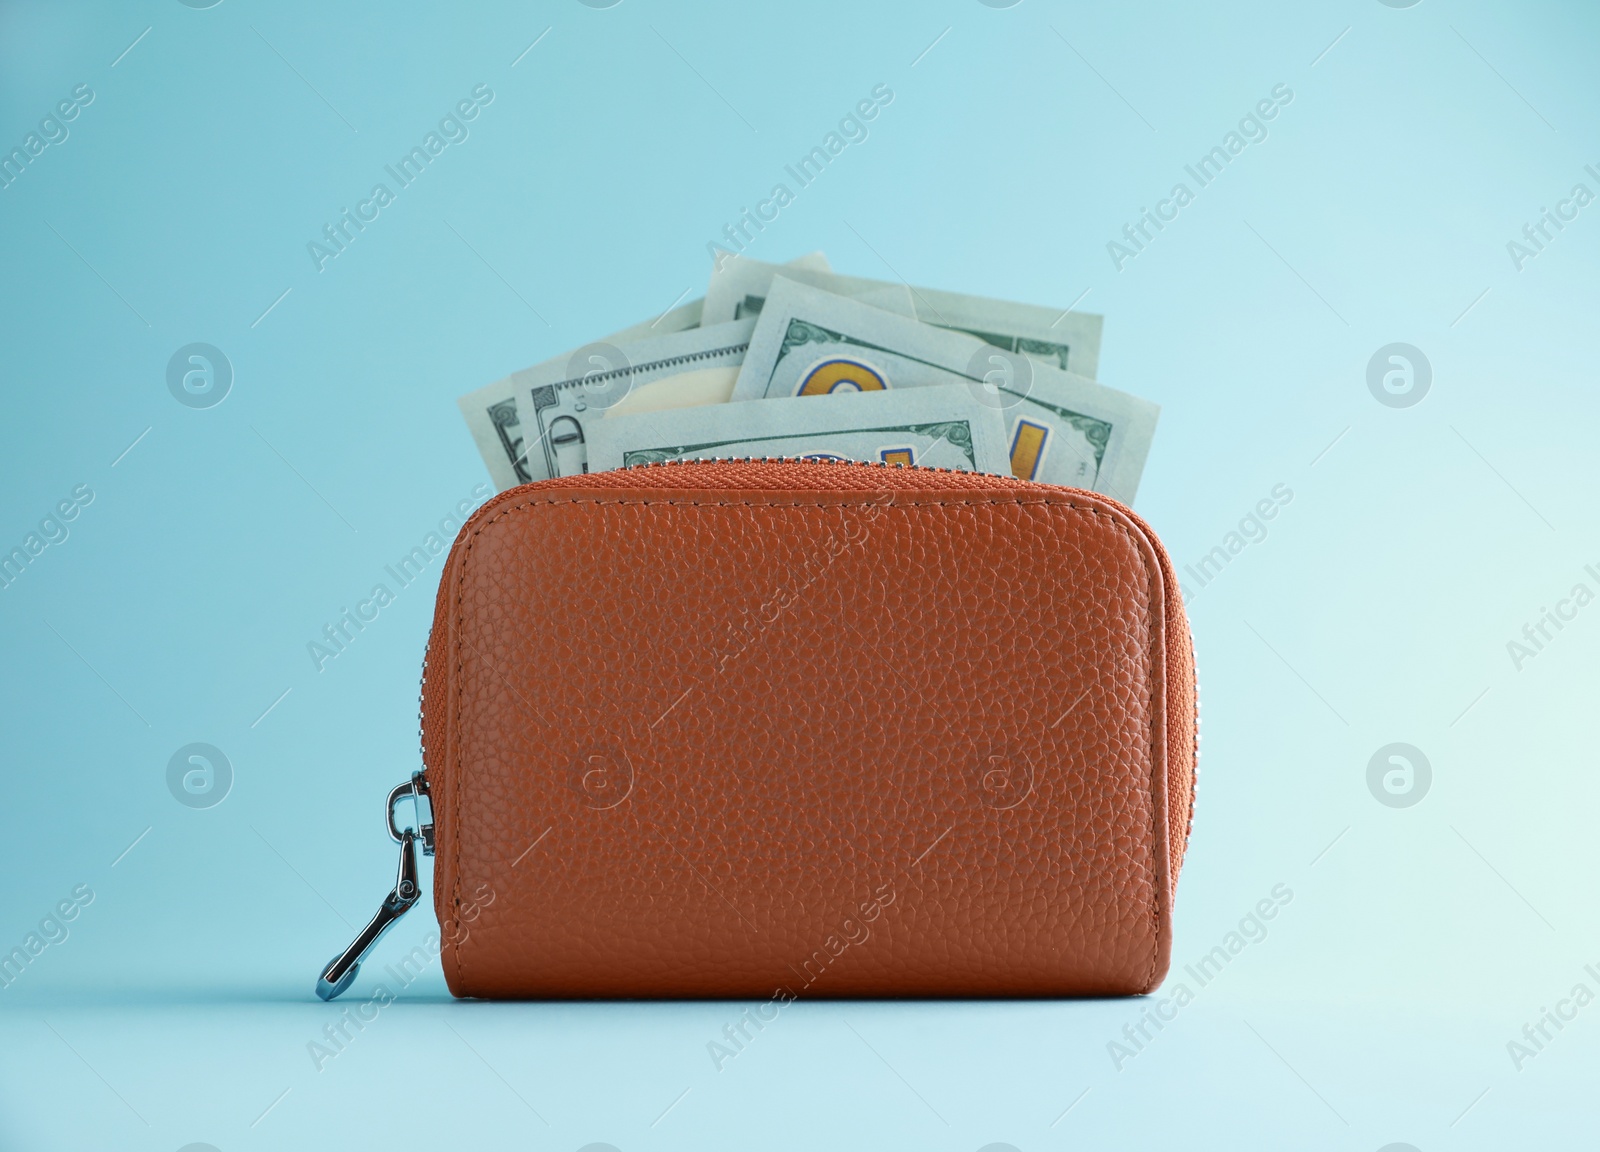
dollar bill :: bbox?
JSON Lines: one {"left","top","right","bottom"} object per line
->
{"left": 703, "top": 255, "right": 1103, "bottom": 379}
{"left": 585, "top": 383, "right": 1010, "bottom": 474}
{"left": 509, "top": 319, "right": 758, "bottom": 482}
{"left": 732, "top": 278, "right": 1158, "bottom": 501}
{"left": 458, "top": 252, "right": 832, "bottom": 489}
{"left": 456, "top": 304, "right": 707, "bottom": 490}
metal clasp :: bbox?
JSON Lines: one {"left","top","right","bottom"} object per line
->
{"left": 314, "top": 772, "right": 432, "bottom": 1001}
{"left": 388, "top": 771, "right": 434, "bottom": 856}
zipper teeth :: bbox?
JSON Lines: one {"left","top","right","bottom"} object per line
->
{"left": 623, "top": 456, "right": 993, "bottom": 476}
{"left": 1187, "top": 640, "right": 1201, "bottom": 847}
{"left": 417, "top": 636, "right": 431, "bottom": 780}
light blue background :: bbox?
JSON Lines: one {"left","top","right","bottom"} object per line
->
{"left": 2, "top": 0, "right": 1596, "bottom": 1148}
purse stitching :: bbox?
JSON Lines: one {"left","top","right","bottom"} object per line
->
{"left": 452, "top": 491, "right": 1167, "bottom": 990}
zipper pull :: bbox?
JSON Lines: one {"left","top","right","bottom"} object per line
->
{"left": 315, "top": 773, "right": 433, "bottom": 1001}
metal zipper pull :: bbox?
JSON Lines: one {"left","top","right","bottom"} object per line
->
{"left": 315, "top": 773, "right": 434, "bottom": 1001}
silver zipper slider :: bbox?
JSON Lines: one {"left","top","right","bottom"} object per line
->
{"left": 315, "top": 773, "right": 433, "bottom": 1001}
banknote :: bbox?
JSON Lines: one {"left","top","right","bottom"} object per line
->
{"left": 508, "top": 319, "right": 757, "bottom": 482}
{"left": 585, "top": 383, "right": 1010, "bottom": 474}
{"left": 455, "top": 304, "right": 706, "bottom": 490}
{"left": 732, "top": 278, "right": 1158, "bottom": 501}
{"left": 703, "top": 255, "right": 1102, "bottom": 380}
{"left": 458, "top": 253, "right": 832, "bottom": 489}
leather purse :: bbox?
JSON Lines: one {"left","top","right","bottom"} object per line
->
{"left": 318, "top": 459, "right": 1197, "bottom": 1000}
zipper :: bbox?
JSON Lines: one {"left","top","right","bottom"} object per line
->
{"left": 1186, "top": 640, "right": 1201, "bottom": 854}
{"left": 314, "top": 772, "right": 434, "bottom": 1000}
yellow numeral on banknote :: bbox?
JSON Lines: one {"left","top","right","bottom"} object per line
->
{"left": 1009, "top": 419, "right": 1049, "bottom": 480}
{"left": 798, "top": 358, "right": 888, "bottom": 396}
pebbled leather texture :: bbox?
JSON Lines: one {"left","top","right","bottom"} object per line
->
{"left": 423, "top": 459, "right": 1197, "bottom": 998}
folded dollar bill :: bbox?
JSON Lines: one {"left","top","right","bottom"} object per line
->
{"left": 456, "top": 251, "right": 1163, "bottom": 504}
{"left": 703, "top": 254, "right": 1103, "bottom": 380}
{"left": 733, "top": 278, "right": 1158, "bottom": 501}
{"left": 458, "top": 253, "right": 831, "bottom": 490}
{"left": 585, "top": 383, "right": 1010, "bottom": 475}
{"left": 501, "top": 319, "right": 758, "bottom": 483}
{"left": 455, "top": 303, "right": 708, "bottom": 491}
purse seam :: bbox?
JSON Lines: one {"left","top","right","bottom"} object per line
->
{"left": 451, "top": 491, "right": 1166, "bottom": 991}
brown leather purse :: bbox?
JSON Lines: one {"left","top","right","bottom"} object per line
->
{"left": 318, "top": 459, "right": 1197, "bottom": 1000}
